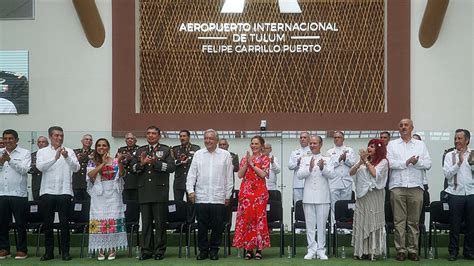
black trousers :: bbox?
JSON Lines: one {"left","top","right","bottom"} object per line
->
{"left": 174, "top": 189, "right": 195, "bottom": 223}
{"left": 140, "top": 202, "right": 167, "bottom": 256}
{"left": 195, "top": 203, "right": 226, "bottom": 255}
{"left": 448, "top": 194, "right": 474, "bottom": 256}
{"left": 32, "top": 190, "right": 40, "bottom": 201}
{"left": 41, "top": 194, "right": 72, "bottom": 255}
{"left": 73, "top": 189, "right": 90, "bottom": 201}
{"left": 0, "top": 196, "right": 28, "bottom": 253}
{"left": 122, "top": 189, "right": 138, "bottom": 202}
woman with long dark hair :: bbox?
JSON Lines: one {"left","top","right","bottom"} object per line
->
{"left": 233, "top": 136, "right": 271, "bottom": 260}
{"left": 349, "top": 139, "right": 388, "bottom": 260}
{"left": 87, "top": 138, "right": 128, "bottom": 260}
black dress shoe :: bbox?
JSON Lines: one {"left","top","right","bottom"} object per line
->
{"left": 464, "top": 254, "right": 474, "bottom": 260}
{"left": 448, "top": 254, "right": 457, "bottom": 261}
{"left": 62, "top": 253, "right": 72, "bottom": 261}
{"left": 40, "top": 254, "right": 54, "bottom": 261}
{"left": 408, "top": 253, "right": 419, "bottom": 261}
{"left": 210, "top": 253, "right": 219, "bottom": 260}
{"left": 154, "top": 254, "right": 164, "bottom": 260}
{"left": 196, "top": 253, "right": 209, "bottom": 260}
{"left": 395, "top": 252, "right": 406, "bottom": 261}
{"left": 139, "top": 253, "right": 152, "bottom": 260}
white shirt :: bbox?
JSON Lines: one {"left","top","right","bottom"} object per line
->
{"left": 326, "top": 145, "right": 357, "bottom": 189}
{"left": 387, "top": 138, "right": 432, "bottom": 190}
{"left": 288, "top": 146, "right": 311, "bottom": 189}
{"left": 0, "top": 98, "right": 17, "bottom": 114}
{"left": 266, "top": 155, "right": 281, "bottom": 190}
{"left": 0, "top": 146, "right": 31, "bottom": 197}
{"left": 352, "top": 159, "right": 388, "bottom": 199}
{"left": 36, "top": 145, "right": 80, "bottom": 196}
{"left": 186, "top": 147, "right": 233, "bottom": 204}
{"left": 443, "top": 148, "right": 474, "bottom": 196}
{"left": 296, "top": 153, "right": 334, "bottom": 204}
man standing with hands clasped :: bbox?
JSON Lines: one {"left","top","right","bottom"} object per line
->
{"left": 0, "top": 129, "right": 31, "bottom": 260}
{"left": 387, "top": 119, "right": 431, "bottom": 261}
{"left": 326, "top": 131, "right": 357, "bottom": 229}
{"left": 297, "top": 135, "right": 334, "bottom": 260}
{"left": 186, "top": 129, "right": 233, "bottom": 260}
{"left": 443, "top": 129, "right": 474, "bottom": 261}
{"left": 36, "top": 126, "right": 80, "bottom": 261}
{"left": 132, "top": 126, "right": 175, "bottom": 261}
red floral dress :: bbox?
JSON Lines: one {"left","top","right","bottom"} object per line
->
{"left": 232, "top": 155, "right": 271, "bottom": 250}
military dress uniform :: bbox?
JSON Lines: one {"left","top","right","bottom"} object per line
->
{"left": 172, "top": 143, "right": 200, "bottom": 200}
{"left": 132, "top": 143, "right": 175, "bottom": 258}
{"left": 172, "top": 143, "right": 200, "bottom": 223}
{"left": 117, "top": 145, "right": 139, "bottom": 201}
{"left": 28, "top": 151, "right": 42, "bottom": 200}
{"left": 72, "top": 148, "right": 94, "bottom": 201}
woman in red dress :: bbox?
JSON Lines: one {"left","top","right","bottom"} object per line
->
{"left": 232, "top": 136, "right": 271, "bottom": 260}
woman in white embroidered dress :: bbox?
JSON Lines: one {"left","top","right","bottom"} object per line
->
{"left": 87, "top": 138, "right": 128, "bottom": 260}
{"left": 349, "top": 139, "right": 388, "bottom": 261}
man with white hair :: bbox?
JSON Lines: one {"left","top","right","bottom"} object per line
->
{"left": 263, "top": 143, "right": 280, "bottom": 190}
{"left": 187, "top": 129, "right": 233, "bottom": 260}
{"left": 326, "top": 131, "right": 356, "bottom": 229}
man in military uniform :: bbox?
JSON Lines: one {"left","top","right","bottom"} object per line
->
{"left": 217, "top": 138, "right": 239, "bottom": 225}
{"left": 0, "top": 71, "right": 29, "bottom": 114}
{"left": 72, "top": 134, "right": 93, "bottom": 201}
{"left": 172, "top": 130, "right": 200, "bottom": 223}
{"left": 218, "top": 138, "right": 239, "bottom": 181}
{"left": 132, "top": 126, "right": 175, "bottom": 260}
{"left": 28, "top": 136, "right": 49, "bottom": 200}
{"left": 116, "top": 132, "right": 140, "bottom": 201}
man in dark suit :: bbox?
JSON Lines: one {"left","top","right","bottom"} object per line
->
{"left": 116, "top": 132, "right": 140, "bottom": 201}
{"left": 28, "top": 136, "right": 49, "bottom": 200}
{"left": 72, "top": 134, "right": 94, "bottom": 201}
{"left": 132, "top": 126, "right": 175, "bottom": 260}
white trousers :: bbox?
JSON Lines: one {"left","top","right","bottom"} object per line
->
{"left": 293, "top": 188, "right": 304, "bottom": 205}
{"left": 330, "top": 187, "right": 352, "bottom": 227}
{"left": 303, "top": 203, "right": 330, "bottom": 253}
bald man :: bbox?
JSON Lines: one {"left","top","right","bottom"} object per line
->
{"left": 387, "top": 119, "right": 431, "bottom": 261}
{"left": 29, "top": 136, "right": 49, "bottom": 200}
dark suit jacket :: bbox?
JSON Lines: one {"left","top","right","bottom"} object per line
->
{"left": 132, "top": 144, "right": 176, "bottom": 204}
{"left": 29, "top": 151, "right": 42, "bottom": 192}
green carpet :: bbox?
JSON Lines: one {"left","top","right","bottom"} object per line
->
{"left": 1, "top": 246, "right": 473, "bottom": 265}
{"left": 4, "top": 232, "right": 470, "bottom": 265}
